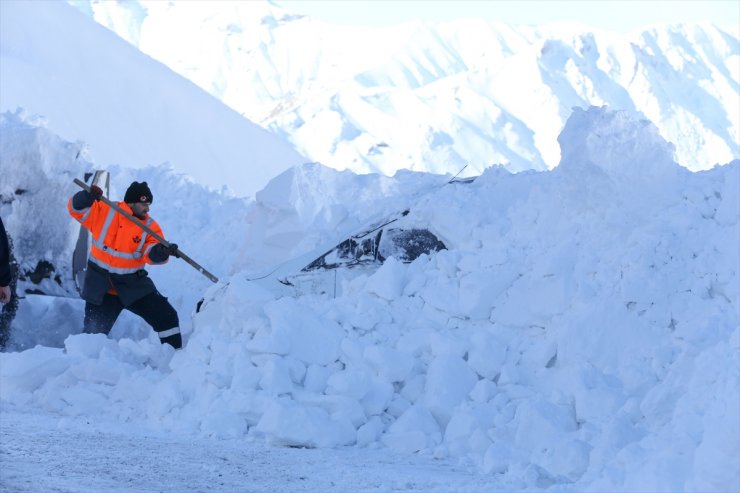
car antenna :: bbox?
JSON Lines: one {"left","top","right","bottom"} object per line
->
{"left": 447, "top": 164, "right": 468, "bottom": 183}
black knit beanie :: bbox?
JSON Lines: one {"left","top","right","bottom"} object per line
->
{"left": 124, "top": 181, "right": 153, "bottom": 204}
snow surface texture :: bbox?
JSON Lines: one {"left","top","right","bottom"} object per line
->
{"left": 1, "top": 409, "right": 498, "bottom": 493}
{"left": 0, "top": 0, "right": 306, "bottom": 198}
{"left": 2, "top": 106, "right": 739, "bottom": 492}
{"left": 70, "top": 0, "right": 739, "bottom": 176}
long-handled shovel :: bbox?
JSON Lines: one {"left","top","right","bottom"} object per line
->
{"left": 73, "top": 178, "right": 219, "bottom": 283}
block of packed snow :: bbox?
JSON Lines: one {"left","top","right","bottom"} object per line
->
{"left": 365, "top": 256, "right": 406, "bottom": 300}
{"left": 200, "top": 410, "right": 247, "bottom": 438}
{"left": 363, "top": 345, "right": 415, "bottom": 382}
{"left": 356, "top": 416, "right": 384, "bottom": 447}
{"left": 64, "top": 333, "right": 118, "bottom": 359}
{"left": 399, "top": 373, "right": 425, "bottom": 403}
{"left": 293, "top": 392, "right": 366, "bottom": 428}
{"left": 339, "top": 337, "right": 366, "bottom": 366}
{"left": 255, "top": 399, "right": 356, "bottom": 448}
{"left": 326, "top": 368, "right": 374, "bottom": 400}
{"left": 458, "top": 270, "right": 502, "bottom": 319}
{"left": 444, "top": 412, "right": 483, "bottom": 457}
{"left": 558, "top": 106, "right": 678, "bottom": 181}
{"left": 396, "top": 328, "right": 433, "bottom": 357}
{"left": 386, "top": 394, "right": 411, "bottom": 418}
{"left": 262, "top": 298, "right": 342, "bottom": 365}
{"left": 285, "top": 356, "right": 307, "bottom": 384}
{"left": 430, "top": 331, "right": 469, "bottom": 358}
{"left": 228, "top": 351, "right": 262, "bottom": 393}
{"left": 423, "top": 355, "right": 478, "bottom": 426}
{"left": 714, "top": 162, "right": 739, "bottom": 226}
{"left": 243, "top": 325, "right": 291, "bottom": 356}
{"left": 419, "top": 278, "right": 460, "bottom": 314}
{"left": 482, "top": 441, "right": 513, "bottom": 474}
{"left": 534, "top": 438, "right": 592, "bottom": 482}
{"left": 469, "top": 379, "right": 498, "bottom": 402}
{"left": 303, "top": 363, "right": 332, "bottom": 393}
{"left": 382, "top": 405, "right": 441, "bottom": 453}
{"left": 326, "top": 368, "right": 393, "bottom": 416}
{"left": 518, "top": 337, "right": 558, "bottom": 370}
{"left": 512, "top": 399, "right": 590, "bottom": 479}
{"left": 467, "top": 332, "right": 507, "bottom": 380}
{"left": 382, "top": 430, "right": 428, "bottom": 454}
{"left": 258, "top": 355, "right": 294, "bottom": 395}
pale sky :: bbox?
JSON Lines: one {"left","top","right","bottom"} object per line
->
{"left": 275, "top": 0, "right": 740, "bottom": 32}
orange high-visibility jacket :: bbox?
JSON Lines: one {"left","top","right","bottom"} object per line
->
{"left": 68, "top": 197, "right": 167, "bottom": 275}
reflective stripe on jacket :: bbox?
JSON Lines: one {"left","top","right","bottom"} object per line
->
{"left": 68, "top": 192, "right": 167, "bottom": 306}
{"left": 68, "top": 197, "right": 167, "bottom": 274}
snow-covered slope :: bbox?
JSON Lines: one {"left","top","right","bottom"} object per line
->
{"left": 2, "top": 107, "right": 738, "bottom": 491}
{"left": 70, "top": 0, "right": 739, "bottom": 176}
{"left": 0, "top": 0, "right": 306, "bottom": 198}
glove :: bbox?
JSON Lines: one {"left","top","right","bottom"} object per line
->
{"left": 167, "top": 243, "right": 180, "bottom": 258}
{"left": 89, "top": 185, "right": 103, "bottom": 201}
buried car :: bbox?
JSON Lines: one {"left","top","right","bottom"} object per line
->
{"left": 237, "top": 208, "right": 451, "bottom": 300}
{"left": 195, "top": 173, "right": 477, "bottom": 308}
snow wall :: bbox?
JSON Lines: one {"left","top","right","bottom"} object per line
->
{"left": 1, "top": 106, "right": 738, "bottom": 491}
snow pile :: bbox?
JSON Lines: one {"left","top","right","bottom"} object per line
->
{"left": 247, "top": 163, "right": 448, "bottom": 268}
{"left": 0, "top": 110, "right": 93, "bottom": 298}
{"left": 1, "top": 107, "right": 739, "bottom": 491}
{"left": 558, "top": 105, "right": 678, "bottom": 179}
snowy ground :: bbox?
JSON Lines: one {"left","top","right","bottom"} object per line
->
{"left": 1, "top": 404, "right": 496, "bottom": 493}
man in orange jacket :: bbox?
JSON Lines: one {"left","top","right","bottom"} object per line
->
{"left": 68, "top": 181, "right": 181, "bottom": 349}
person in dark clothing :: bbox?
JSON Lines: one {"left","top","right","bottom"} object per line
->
{"left": 67, "top": 181, "right": 182, "bottom": 349}
{"left": 0, "top": 216, "right": 18, "bottom": 350}
{"left": 0, "top": 217, "right": 10, "bottom": 305}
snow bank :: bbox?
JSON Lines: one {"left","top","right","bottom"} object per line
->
{"left": 0, "top": 110, "right": 94, "bottom": 298}
{"left": 1, "top": 107, "right": 738, "bottom": 491}
{"left": 0, "top": 109, "right": 253, "bottom": 345}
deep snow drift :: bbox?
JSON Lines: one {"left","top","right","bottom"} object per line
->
{"left": 0, "top": 0, "right": 306, "bottom": 198}
{"left": 1, "top": 106, "right": 739, "bottom": 492}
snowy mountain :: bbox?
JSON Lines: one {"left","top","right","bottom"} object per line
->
{"left": 0, "top": 0, "right": 306, "bottom": 198}
{"left": 69, "top": 0, "right": 739, "bottom": 176}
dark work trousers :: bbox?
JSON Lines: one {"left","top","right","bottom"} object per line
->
{"left": 84, "top": 291, "right": 182, "bottom": 349}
